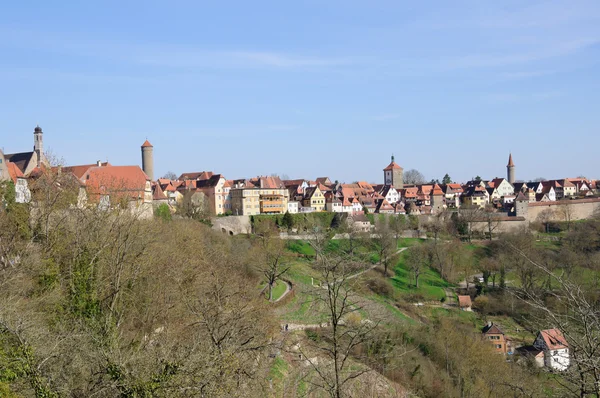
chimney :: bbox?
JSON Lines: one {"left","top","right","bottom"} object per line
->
{"left": 487, "top": 321, "right": 492, "bottom": 327}
{"left": 97, "top": 160, "right": 102, "bottom": 167}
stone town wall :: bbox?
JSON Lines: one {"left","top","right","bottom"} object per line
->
{"left": 211, "top": 215, "right": 252, "bottom": 235}
{"left": 527, "top": 198, "right": 600, "bottom": 222}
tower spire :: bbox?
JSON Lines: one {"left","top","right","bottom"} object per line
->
{"left": 507, "top": 152, "right": 515, "bottom": 184}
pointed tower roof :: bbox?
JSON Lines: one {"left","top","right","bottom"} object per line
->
{"left": 383, "top": 155, "right": 402, "bottom": 171}
{"left": 141, "top": 140, "right": 153, "bottom": 148}
{"left": 507, "top": 153, "right": 514, "bottom": 167}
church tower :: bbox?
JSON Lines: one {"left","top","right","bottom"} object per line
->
{"left": 141, "top": 140, "right": 154, "bottom": 181}
{"left": 33, "top": 125, "right": 43, "bottom": 167}
{"left": 507, "top": 153, "right": 515, "bottom": 184}
{"left": 383, "top": 155, "right": 403, "bottom": 189}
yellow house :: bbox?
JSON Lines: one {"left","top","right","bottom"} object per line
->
{"left": 303, "top": 186, "right": 325, "bottom": 211}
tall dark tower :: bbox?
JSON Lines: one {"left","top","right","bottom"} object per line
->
{"left": 141, "top": 140, "right": 154, "bottom": 181}
{"left": 383, "top": 154, "right": 403, "bottom": 189}
{"left": 507, "top": 153, "right": 515, "bottom": 184}
{"left": 33, "top": 125, "right": 43, "bottom": 167}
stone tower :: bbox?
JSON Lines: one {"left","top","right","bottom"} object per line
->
{"left": 33, "top": 125, "right": 43, "bottom": 167}
{"left": 141, "top": 140, "right": 154, "bottom": 181}
{"left": 383, "top": 155, "right": 403, "bottom": 189}
{"left": 507, "top": 153, "right": 515, "bottom": 184}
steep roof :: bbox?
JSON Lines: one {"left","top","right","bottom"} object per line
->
{"left": 507, "top": 153, "right": 515, "bottom": 167}
{"left": 539, "top": 329, "right": 568, "bottom": 350}
{"left": 152, "top": 182, "right": 167, "bottom": 201}
{"left": 4, "top": 152, "right": 34, "bottom": 174}
{"left": 432, "top": 184, "right": 444, "bottom": 196}
{"left": 196, "top": 174, "right": 224, "bottom": 189}
{"left": 6, "top": 161, "right": 25, "bottom": 184}
{"left": 141, "top": 140, "right": 153, "bottom": 148}
{"left": 316, "top": 177, "right": 331, "bottom": 185}
{"left": 482, "top": 322, "right": 504, "bottom": 335}
{"left": 515, "top": 192, "right": 528, "bottom": 201}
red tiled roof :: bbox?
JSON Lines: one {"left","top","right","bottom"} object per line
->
{"left": 432, "top": 184, "right": 444, "bottom": 195}
{"left": 6, "top": 161, "right": 24, "bottom": 184}
{"left": 141, "top": 140, "right": 153, "bottom": 148}
{"left": 178, "top": 171, "right": 213, "bottom": 181}
{"left": 539, "top": 329, "right": 568, "bottom": 350}
{"left": 56, "top": 162, "right": 112, "bottom": 180}
{"left": 507, "top": 153, "right": 514, "bottom": 167}
{"left": 383, "top": 161, "right": 402, "bottom": 171}
{"left": 152, "top": 183, "right": 167, "bottom": 200}
{"left": 83, "top": 165, "right": 149, "bottom": 201}
{"left": 458, "top": 295, "right": 472, "bottom": 308}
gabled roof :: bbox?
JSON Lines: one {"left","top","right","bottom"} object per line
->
{"left": 4, "top": 152, "right": 34, "bottom": 174}
{"left": 482, "top": 322, "right": 504, "bottom": 335}
{"left": 303, "top": 186, "right": 322, "bottom": 199}
{"left": 432, "top": 184, "right": 444, "bottom": 196}
{"left": 57, "top": 162, "right": 112, "bottom": 180}
{"left": 196, "top": 174, "right": 225, "bottom": 189}
{"left": 515, "top": 192, "right": 528, "bottom": 201}
{"left": 178, "top": 171, "right": 213, "bottom": 181}
{"left": 6, "top": 161, "right": 25, "bottom": 184}
{"left": 316, "top": 177, "right": 331, "bottom": 185}
{"left": 539, "top": 329, "right": 568, "bottom": 350}
{"left": 152, "top": 182, "right": 167, "bottom": 200}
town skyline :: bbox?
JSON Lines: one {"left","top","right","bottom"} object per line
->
{"left": 2, "top": 129, "right": 597, "bottom": 184}
{"left": 2, "top": 1, "right": 599, "bottom": 182}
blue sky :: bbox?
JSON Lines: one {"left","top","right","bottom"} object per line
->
{"left": 1, "top": 0, "right": 599, "bottom": 183}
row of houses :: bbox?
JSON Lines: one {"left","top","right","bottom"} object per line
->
{"left": 3, "top": 128, "right": 599, "bottom": 220}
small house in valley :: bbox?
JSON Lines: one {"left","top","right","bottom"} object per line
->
{"left": 482, "top": 322, "right": 513, "bottom": 355}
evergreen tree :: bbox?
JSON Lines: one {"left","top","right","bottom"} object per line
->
{"left": 281, "top": 211, "right": 294, "bottom": 230}
{"left": 442, "top": 174, "right": 452, "bottom": 184}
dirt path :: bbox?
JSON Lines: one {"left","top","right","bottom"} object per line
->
{"left": 274, "top": 280, "right": 292, "bottom": 302}
{"left": 344, "top": 247, "right": 409, "bottom": 282}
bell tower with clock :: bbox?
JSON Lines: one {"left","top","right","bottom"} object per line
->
{"left": 383, "top": 154, "right": 403, "bottom": 189}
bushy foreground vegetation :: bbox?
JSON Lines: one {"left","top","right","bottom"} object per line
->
{"left": 3, "top": 176, "right": 600, "bottom": 397}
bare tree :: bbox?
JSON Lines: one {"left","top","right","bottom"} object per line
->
{"left": 253, "top": 220, "right": 290, "bottom": 301}
{"left": 178, "top": 190, "right": 210, "bottom": 221}
{"left": 388, "top": 214, "right": 406, "bottom": 246}
{"left": 457, "top": 205, "right": 484, "bottom": 243}
{"left": 403, "top": 169, "right": 426, "bottom": 185}
{"left": 406, "top": 245, "right": 429, "bottom": 288}
{"left": 510, "top": 245, "right": 600, "bottom": 397}
{"left": 483, "top": 205, "right": 501, "bottom": 241}
{"left": 161, "top": 171, "right": 178, "bottom": 180}
{"left": 536, "top": 207, "right": 556, "bottom": 233}
{"left": 557, "top": 200, "right": 575, "bottom": 230}
{"left": 299, "top": 255, "right": 380, "bottom": 398}
{"left": 373, "top": 219, "right": 398, "bottom": 276}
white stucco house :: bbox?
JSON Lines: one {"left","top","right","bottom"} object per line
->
{"left": 533, "top": 329, "right": 569, "bottom": 371}
{"left": 287, "top": 201, "right": 299, "bottom": 214}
